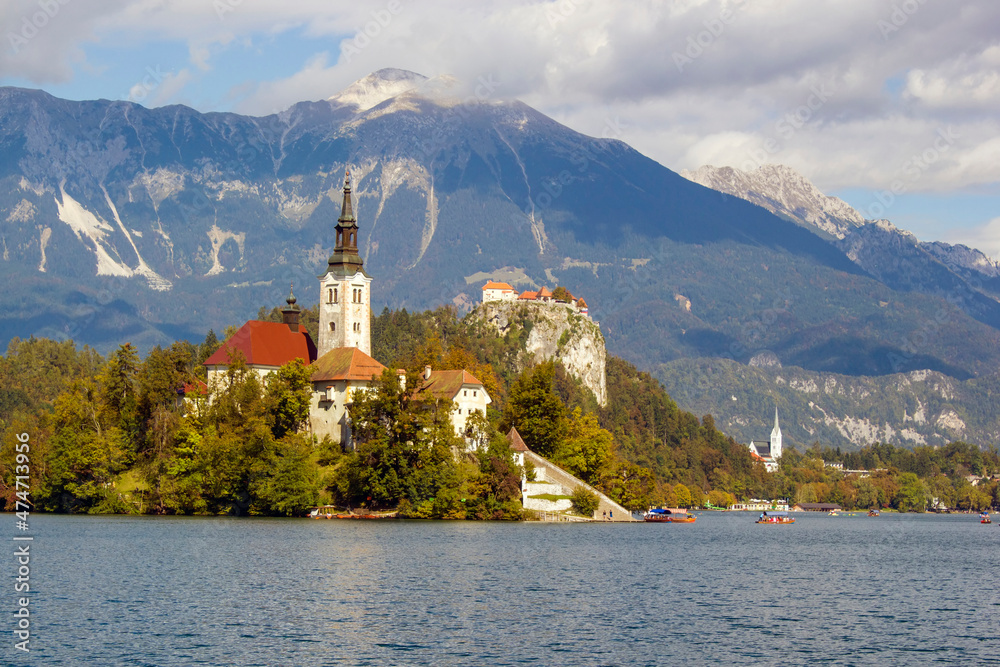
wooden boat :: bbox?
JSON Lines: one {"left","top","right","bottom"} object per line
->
{"left": 981, "top": 513, "right": 992, "bottom": 524}
{"left": 756, "top": 510, "right": 795, "bottom": 524}
{"left": 868, "top": 509, "right": 880, "bottom": 517}
{"left": 644, "top": 508, "right": 696, "bottom": 523}
{"left": 309, "top": 505, "right": 338, "bottom": 519}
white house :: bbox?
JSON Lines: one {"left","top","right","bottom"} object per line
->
{"left": 415, "top": 366, "right": 492, "bottom": 443}
{"left": 482, "top": 280, "right": 518, "bottom": 303}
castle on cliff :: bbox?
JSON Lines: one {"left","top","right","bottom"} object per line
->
{"left": 481, "top": 281, "right": 589, "bottom": 316}
{"left": 203, "top": 172, "right": 491, "bottom": 449}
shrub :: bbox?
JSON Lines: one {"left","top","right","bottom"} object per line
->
{"left": 570, "top": 486, "right": 600, "bottom": 517}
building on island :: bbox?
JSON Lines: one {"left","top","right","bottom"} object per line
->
{"left": 309, "top": 347, "right": 388, "bottom": 450}
{"left": 748, "top": 407, "right": 782, "bottom": 473}
{"left": 318, "top": 173, "right": 372, "bottom": 357}
{"left": 204, "top": 170, "right": 490, "bottom": 450}
{"left": 203, "top": 288, "right": 318, "bottom": 386}
{"left": 506, "top": 427, "right": 529, "bottom": 470}
{"left": 415, "top": 366, "right": 492, "bottom": 437}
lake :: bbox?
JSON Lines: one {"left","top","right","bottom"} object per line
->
{"left": 12, "top": 511, "right": 999, "bottom": 665}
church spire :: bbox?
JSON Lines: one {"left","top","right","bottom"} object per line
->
{"left": 338, "top": 170, "right": 355, "bottom": 226}
{"left": 326, "top": 169, "right": 366, "bottom": 277}
{"left": 774, "top": 406, "right": 780, "bottom": 431}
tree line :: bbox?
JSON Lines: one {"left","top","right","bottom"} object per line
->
{"left": 1, "top": 305, "right": 998, "bottom": 516}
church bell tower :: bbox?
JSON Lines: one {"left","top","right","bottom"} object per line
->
{"left": 770, "top": 406, "right": 782, "bottom": 460}
{"left": 318, "top": 170, "right": 372, "bottom": 357}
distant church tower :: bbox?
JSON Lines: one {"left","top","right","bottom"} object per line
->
{"left": 318, "top": 171, "right": 372, "bottom": 357}
{"left": 770, "top": 407, "right": 782, "bottom": 460}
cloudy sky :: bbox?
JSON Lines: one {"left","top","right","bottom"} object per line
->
{"left": 2, "top": 0, "right": 999, "bottom": 254}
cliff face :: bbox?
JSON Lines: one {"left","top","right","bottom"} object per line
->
{"left": 475, "top": 301, "right": 608, "bottom": 406}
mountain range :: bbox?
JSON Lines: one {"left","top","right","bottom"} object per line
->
{"left": 2, "top": 68, "right": 1000, "bottom": 450}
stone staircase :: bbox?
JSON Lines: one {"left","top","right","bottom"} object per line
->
{"left": 523, "top": 451, "right": 635, "bottom": 521}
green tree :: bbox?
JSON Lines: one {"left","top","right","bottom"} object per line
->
{"left": 264, "top": 359, "right": 313, "bottom": 440}
{"left": 551, "top": 286, "right": 574, "bottom": 302}
{"left": 338, "top": 369, "right": 460, "bottom": 509}
{"left": 570, "top": 486, "right": 599, "bottom": 517}
{"left": 501, "top": 362, "right": 567, "bottom": 457}
{"left": 555, "top": 407, "right": 613, "bottom": 484}
{"left": 896, "top": 473, "right": 927, "bottom": 512}
{"left": 674, "top": 483, "right": 692, "bottom": 508}
{"left": 250, "top": 434, "right": 320, "bottom": 515}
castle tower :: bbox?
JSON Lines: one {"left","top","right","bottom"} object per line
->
{"left": 318, "top": 171, "right": 372, "bottom": 357}
{"left": 770, "top": 406, "right": 782, "bottom": 460}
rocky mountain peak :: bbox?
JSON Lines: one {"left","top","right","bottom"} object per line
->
{"left": 681, "top": 163, "right": 865, "bottom": 238}
{"left": 328, "top": 68, "right": 429, "bottom": 111}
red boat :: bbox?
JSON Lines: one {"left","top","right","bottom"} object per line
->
{"left": 756, "top": 510, "right": 795, "bottom": 524}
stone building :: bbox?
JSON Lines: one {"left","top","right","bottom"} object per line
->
{"left": 203, "top": 287, "right": 317, "bottom": 388}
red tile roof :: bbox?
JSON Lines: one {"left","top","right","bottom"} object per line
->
{"left": 482, "top": 281, "right": 515, "bottom": 291}
{"left": 204, "top": 321, "right": 317, "bottom": 368}
{"left": 537, "top": 286, "right": 553, "bottom": 298}
{"left": 518, "top": 290, "right": 538, "bottom": 300}
{"left": 577, "top": 298, "right": 588, "bottom": 308}
{"left": 310, "top": 347, "right": 387, "bottom": 382}
{"left": 418, "top": 369, "right": 486, "bottom": 401}
{"left": 507, "top": 427, "right": 529, "bottom": 452}
{"left": 181, "top": 379, "right": 208, "bottom": 396}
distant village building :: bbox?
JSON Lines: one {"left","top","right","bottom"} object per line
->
{"left": 729, "top": 498, "right": 789, "bottom": 512}
{"left": 483, "top": 281, "right": 590, "bottom": 316}
{"left": 748, "top": 407, "right": 783, "bottom": 473}
{"left": 792, "top": 503, "right": 843, "bottom": 512}
{"left": 204, "top": 170, "right": 490, "bottom": 450}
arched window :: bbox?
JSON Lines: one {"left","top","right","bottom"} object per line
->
{"left": 330, "top": 322, "right": 335, "bottom": 331}
{"left": 350, "top": 232, "right": 355, "bottom": 245}
{"left": 337, "top": 230, "right": 342, "bottom": 246}
{"left": 328, "top": 288, "right": 333, "bottom": 304}
{"left": 334, "top": 287, "right": 338, "bottom": 303}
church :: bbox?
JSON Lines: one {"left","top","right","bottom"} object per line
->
{"left": 748, "top": 408, "right": 782, "bottom": 472}
{"left": 203, "top": 171, "right": 491, "bottom": 449}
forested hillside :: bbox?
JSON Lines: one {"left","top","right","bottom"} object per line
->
{"left": 1, "top": 306, "right": 997, "bottom": 516}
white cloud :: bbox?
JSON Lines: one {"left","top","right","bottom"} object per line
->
{"left": 2, "top": 0, "right": 1000, "bottom": 198}
{"left": 941, "top": 217, "right": 1000, "bottom": 260}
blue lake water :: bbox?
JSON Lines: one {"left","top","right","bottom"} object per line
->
{"left": 10, "top": 511, "right": 1000, "bottom": 665}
